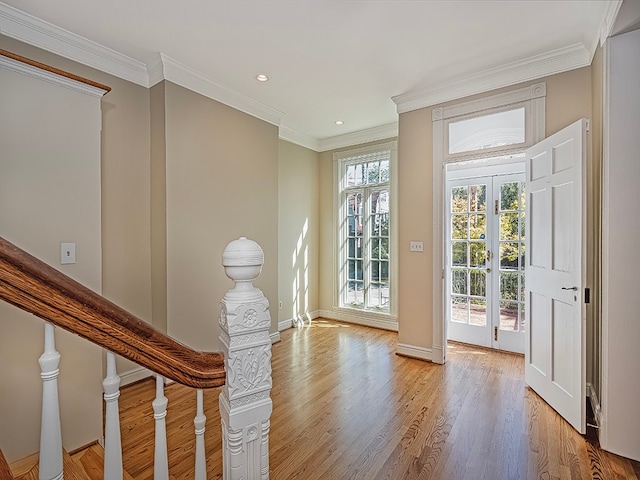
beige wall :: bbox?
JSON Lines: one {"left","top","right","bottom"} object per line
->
{"left": 318, "top": 149, "right": 335, "bottom": 311}
{"left": 0, "top": 37, "right": 283, "bottom": 462}
{"left": 0, "top": 37, "right": 154, "bottom": 379}
{"left": 0, "top": 58, "right": 103, "bottom": 460}
{"left": 0, "top": 36, "right": 152, "bottom": 459}
{"left": 278, "top": 140, "right": 320, "bottom": 326}
{"left": 163, "top": 81, "right": 279, "bottom": 348}
{"left": 396, "top": 67, "right": 593, "bottom": 353}
{"left": 150, "top": 82, "right": 168, "bottom": 333}
{"left": 397, "top": 108, "right": 435, "bottom": 347}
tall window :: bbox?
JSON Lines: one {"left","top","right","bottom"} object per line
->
{"left": 338, "top": 148, "right": 392, "bottom": 312}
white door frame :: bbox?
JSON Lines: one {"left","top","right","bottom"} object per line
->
{"left": 432, "top": 83, "right": 546, "bottom": 363}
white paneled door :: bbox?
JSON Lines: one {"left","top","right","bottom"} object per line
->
{"left": 525, "top": 119, "right": 588, "bottom": 434}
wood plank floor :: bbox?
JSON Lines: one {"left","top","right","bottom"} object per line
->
{"left": 117, "top": 319, "right": 640, "bottom": 480}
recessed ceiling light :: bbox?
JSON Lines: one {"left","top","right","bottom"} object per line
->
{"left": 335, "top": 120, "right": 344, "bottom": 126}
{"left": 256, "top": 74, "right": 269, "bottom": 82}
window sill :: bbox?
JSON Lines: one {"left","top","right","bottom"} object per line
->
{"left": 321, "top": 306, "right": 398, "bottom": 331}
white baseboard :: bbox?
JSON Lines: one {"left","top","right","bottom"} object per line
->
{"left": 278, "top": 318, "right": 293, "bottom": 331}
{"left": 270, "top": 331, "right": 281, "bottom": 344}
{"left": 317, "top": 309, "right": 398, "bottom": 331}
{"left": 120, "top": 366, "right": 153, "bottom": 387}
{"left": 396, "top": 342, "right": 433, "bottom": 361}
{"left": 431, "top": 344, "right": 445, "bottom": 364}
{"left": 278, "top": 311, "right": 321, "bottom": 331}
{"left": 587, "top": 382, "right": 603, "bottom": 431}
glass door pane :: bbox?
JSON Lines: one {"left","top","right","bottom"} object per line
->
{"left": 449, "top": 183, "right": 488, "bottom": 330}
{"left": 345, "top": 193, "right": 364, "bottom": 306}
{"left": 367, "top": 189, "right": 390, "bottom": 309}
{"left": 497, "top": 180, "right": 526, "bottom": 332}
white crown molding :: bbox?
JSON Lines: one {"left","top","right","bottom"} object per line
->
{"left": 599, "top": 0, "right": 623, "bottom": 46}
{"left": 146, "top": 52, "right": 165, "bottom": 87}
{"left": 392, "top": 43, "right": 591, "bottom": 114}
{"left": 0, "top": 53, "right": 108, "bottom": 97}
{"left": 157, "top": 53, "right": 283, "bottom": 127}
{"left": 0, "top": 3, "right": 284, "bottom": 128}
{"left": 278, "top": 124, "right": 321, "bottom": 151}
{"left": 0, "top": 1, "right": 149, "bottom": 86}
{"left": 318, "top": 122, "right": 399, "bottom": 152}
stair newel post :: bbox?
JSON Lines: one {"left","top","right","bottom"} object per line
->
{"left": 152, "top": 375, "right": 169, "bottom": 480}
{"left": 219, "top": 237, "right": 273, "bottom": 480}
{"left": 39, "top": 322, "right": 63, "bottom": 480}
{"left": 194, "top": 389, "right": 207, "bottom": 480}
{"left": 103, "top": 352, "right": 123, "bottom": 480}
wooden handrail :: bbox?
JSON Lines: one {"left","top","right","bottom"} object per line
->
{"left": 0, "top": 237, "right": 224, "bottom": 389}
{"left": 0, "top": 49, "right": 111, "bottom": 94}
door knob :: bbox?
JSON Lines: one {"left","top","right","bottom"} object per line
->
{"left": 561, "top": 286, "right": 578, "bottom": 291}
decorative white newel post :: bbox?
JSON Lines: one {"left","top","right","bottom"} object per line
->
{"left": 194, "top": 389, "right": 207, "bottom": 480}
{"left": 39, "top": 322, "right": 63, "bottom": 480}
{"left": 152, "top": 375, "right": 169, "bottom": 480}
{"left": 219, "top": 237, "right": 273, "bottom": 480}
{"left": 103, "top": 352, "right": 123, "bottom": 480}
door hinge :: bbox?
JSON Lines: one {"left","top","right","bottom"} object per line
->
{"left": 494, "top": 326, "right": 498, "bottom": 341}
{"left": 585, "top": 287, "right": 591, "bottom": 304}
{"left": 494, "top": 200, "right": 499, "bottom": 215}
{"left": 585, "top": 119, "right": 591, "bottom": 132}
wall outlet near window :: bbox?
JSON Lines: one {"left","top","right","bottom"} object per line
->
{"left": 278, "top": 301, "right": 283, "bottom": 310}
{"left": 410, "top": 241, "right": 424, "bottom": 252}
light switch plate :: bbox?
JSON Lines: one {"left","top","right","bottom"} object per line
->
{"left": 61, "top": 243, "right": 76, "bottom": 264}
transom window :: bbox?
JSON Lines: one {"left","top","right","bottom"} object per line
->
{"left": 448, "top": 107, "right": 525, "bottom": 155}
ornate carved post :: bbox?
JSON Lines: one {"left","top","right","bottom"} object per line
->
{"left": 219, "top": 238, "right": 273, "bottom": 480}
{"left": 39, "top": 322, "right": 63, "bottom": 480}
{"left": 103, "top": 352, "right": 123, "bottom": 480}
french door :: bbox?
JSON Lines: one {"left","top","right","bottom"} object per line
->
{"left": 446, "top": 170, "right": 526, "bottom": 353}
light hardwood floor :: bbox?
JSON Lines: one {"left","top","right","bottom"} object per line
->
{"left": 114, "top": 319, "right": 640, "bottom": 480}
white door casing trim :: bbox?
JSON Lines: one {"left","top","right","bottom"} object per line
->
{"left": 432, "top": 83, "right": 546, "bottom": 364}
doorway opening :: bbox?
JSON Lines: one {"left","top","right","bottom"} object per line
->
{"left": 445, "top": 156, "right": 526, "bottom": 354}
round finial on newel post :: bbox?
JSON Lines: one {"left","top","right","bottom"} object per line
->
{"left": 222, "top": 237, "right": 264, "bottom": 300}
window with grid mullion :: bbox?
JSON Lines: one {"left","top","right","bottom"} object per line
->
{"left": 340, "top": 154, "right": 391, "bottom": 312}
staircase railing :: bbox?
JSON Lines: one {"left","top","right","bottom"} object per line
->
{"left": 0, "top": 236, "right": 273, "bottom": 480}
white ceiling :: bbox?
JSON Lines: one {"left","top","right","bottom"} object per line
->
{"left": 0, "top": 1, "right": 620, "bottom": 150}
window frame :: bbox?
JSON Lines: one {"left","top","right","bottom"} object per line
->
{"left": 333, "top": 141, "right": 398, "bottom": 327}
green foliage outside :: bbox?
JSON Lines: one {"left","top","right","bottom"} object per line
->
{"left": 450, "top": 182, "right": 526, "bottom": 305}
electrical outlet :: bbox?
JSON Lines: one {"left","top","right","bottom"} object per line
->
{"left": 410, "top": 241, "right": 424, "bottom": 252}
{"left": 278, "top": 301, "right": 283, "bottom": 310}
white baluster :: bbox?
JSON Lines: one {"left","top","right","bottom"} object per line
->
{"left": 103, "top": 352, "right": 123, "bottom": 480}
{"left": 194, "top": 389, "right": 207, "bottom": 480}
{"left": 219, "top": 237, "right": 273, "bottom": 480}
{"left": 152, "top": 375, "right": 169, "bottom": 480}
{"left": 39, "top": 322, "right": 63, "bottom": 480}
